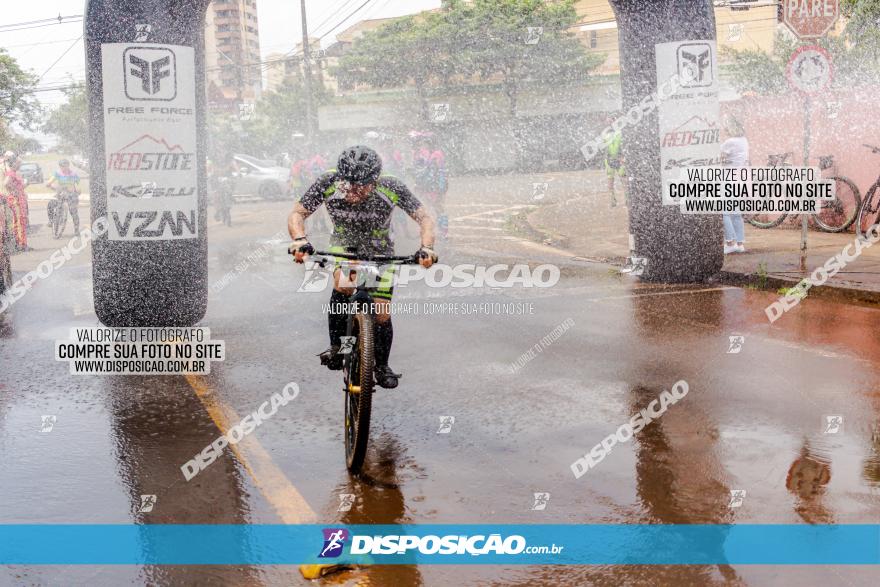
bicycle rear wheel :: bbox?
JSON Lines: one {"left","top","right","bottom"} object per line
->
{"left": 813, "top": 176, "right": 860, "bottom": 233}
{"left": 52, "top": 200, "right": 68, "bottom": 239}
{"left": 343, "top": 311, "right": 374, "bottom": 473}
{"left": 744, "top": 212, "right": 787, "bottom": 229}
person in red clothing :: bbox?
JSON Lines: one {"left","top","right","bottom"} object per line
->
{"left": 409, "top": 133, "right": 449, "bottom": 238}
{"left": 2, "top": 151, "right": 30, "bottom": 252}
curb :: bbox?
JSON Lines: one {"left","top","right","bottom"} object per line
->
{"left": 517, "top": 206, "right": 880, "bottom": 309}
{"left": 515, "top": 205, "right": 570, "bottom": 249}
{"left": 715, "top": 269, "right": 880, "bottom": 308}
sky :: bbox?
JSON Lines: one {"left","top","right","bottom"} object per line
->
{"left": 1, "top": 0, "right": 438, "bottom": 115}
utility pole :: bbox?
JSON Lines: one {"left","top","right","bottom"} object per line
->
{"left": 300, "top": 0, "right": 315, "bottom": 139}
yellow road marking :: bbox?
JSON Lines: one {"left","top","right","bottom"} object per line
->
{"left": 184, "top": 374, "right": 317, "bottom": 524}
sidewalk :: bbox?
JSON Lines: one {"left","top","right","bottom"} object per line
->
{"left": 524, "top": 180, "right": 880, "bottom": 305}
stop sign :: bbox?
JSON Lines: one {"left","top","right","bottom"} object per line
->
{"left": 783, "top": 0, "right": 839, "bottom": 39}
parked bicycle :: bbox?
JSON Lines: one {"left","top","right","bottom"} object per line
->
{"left": 292, "top": 248, "right": 421, "bottom": 473}
{"left": 744, "top": 152, "right": 860, "bottom": 233}
{"left": 854, "top": 144, "right": 880, "bottom": 239}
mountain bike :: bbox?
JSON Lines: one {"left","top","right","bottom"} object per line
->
{"left": 49, "top": 190, "right": 75, "bottom": 239}
{"left": 744, "top": 152, "right": 860, "bottom": 233}
{"left": 855, "top": 144, "right": 880, "bottom": 239}
{"left": 293, "top": 248, "right": 420, "bottom": 473}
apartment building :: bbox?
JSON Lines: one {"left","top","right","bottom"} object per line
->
{"left": 263, "top": 37, "right": 339, "bottom": 95}
{"left": 204, "top": 0, "right": 263, "bottom": 109}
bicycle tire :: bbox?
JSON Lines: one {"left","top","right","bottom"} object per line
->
{"left": 813, "top": 176, "right": 860, "bottom": 233}
{"left": 52, "top": 200, "right": 68, "bottom": 239}
{"left": 343, "top": 311, "right": 374, "bottom": 473}
{"left": 858, "top": 183, "right": 880, "bottom": 239}
{"left": 744, "top": 212, "right": 787, "bottom": 229}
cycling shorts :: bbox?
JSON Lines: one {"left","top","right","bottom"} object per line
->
{"left": 329, "top": 245, "right": 396, "bottom": 300}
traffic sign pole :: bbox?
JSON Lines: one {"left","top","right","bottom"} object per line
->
{"left": 782, "top": 0, "right": 839, "bottom": 272}
{"left": 801, "top": 94, "right": 811, "bottom": 272}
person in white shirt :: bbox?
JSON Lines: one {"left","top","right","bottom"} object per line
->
{"left": 720, "top": 116, "right": 749, "bottom": 254}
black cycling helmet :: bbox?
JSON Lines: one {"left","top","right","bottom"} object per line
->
{"left": 337, "top": 145, "right": 381, "bottom": 185}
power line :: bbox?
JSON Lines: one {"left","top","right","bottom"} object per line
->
{"left": 35, "top": 36, "right": 84, "bottom": 83}
{"left": 4, "top": 36, "right": 82, "bottom": 49}
{"left": 311, "top": 0, "right": 360, "bottom": 38}
{"left": 0, "top": 14, "right": 83, "bottom": 30}
{"left": 316, "top": 0, "right": 375, "bottom": 41}
{"left": 0, "top": 16, "right": 83, "bottom": 35}
{"left": 258, "top": 0, "right": 361, "bottom": 72}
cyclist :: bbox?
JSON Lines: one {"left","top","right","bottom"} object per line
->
{"left": 603, "top": 120, "right": 625, "bottom": 208}
{"left": 208, "top": 154, "right": 234, "bottom": 226}
{"left": 45, "top": 159, "right": 81, "bottom": 234}
{"left": 288, "top": 146, "right": 437, "bottom": 389}
{"left": 410, "top": 133, "right": 448, "bottom": 238}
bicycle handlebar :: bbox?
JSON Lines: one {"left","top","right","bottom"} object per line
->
{"left": 290, "top": 248, "right": 420, "bottom": 264}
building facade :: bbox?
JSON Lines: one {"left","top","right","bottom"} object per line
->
{"left": 204, "top": 0, "right": 263, "bottom": 110}
{"left": 572, "top": 0, "right": 781, "bottom": 75}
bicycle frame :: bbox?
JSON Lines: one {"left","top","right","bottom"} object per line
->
{"left": 310, "top": 250, "right": 418, "bottom": 307}
{"left": 293, "top": 248, "right": 420, "bottom": 472}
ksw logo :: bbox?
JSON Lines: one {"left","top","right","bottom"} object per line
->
{"left": 677, "top": 43, "right": 713, "bottom": 88}
{"left": 318, "top": 528, "right": 349, "bottom": 558}
{"left": 110, "top": 185, "right": 195, "bottom": 198}
{"left": 112, "top": 209, "right": 197, "bottom": 239}
{"left": 124, "top": 47, "right": 177, "bottom": 101}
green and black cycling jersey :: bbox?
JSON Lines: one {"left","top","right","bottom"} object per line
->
{"left": 299, "top": 171, "right": 423, "bottom": 255}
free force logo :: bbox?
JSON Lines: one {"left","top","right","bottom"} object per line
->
{"left": 124, "top": 46, "right": 177, "bottom": 101}
{"left": 676, "top": 43, "right": 713, "bottom": 87}
{"left": 319, "top": 528, "right": 349, "bottom": 558}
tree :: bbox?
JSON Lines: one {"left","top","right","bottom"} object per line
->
{"left": 0, "top": 49, "right": 39, "bottom": 148}
{"left": 333, "top": 12, "right": 458, "bottom": 121}
{"left": 840, "top": 0, "right": 880, "bottom": 75}
{"left": 720, "top": 32, "right": 798, "bottom": 96}
{"left": 42, "top": 84, "right": 88, "bottom": 154}
{"left": 459, "top": 0, "right": 604, "bottom": 116}
{"left": 208, "top": 76, "right": 329, "bottom": 157}
{"left": 333, "top": 0, "right": 603, "bottom": 120}
{"left": 724, "top": 3, "right": 880, "bottom": 95}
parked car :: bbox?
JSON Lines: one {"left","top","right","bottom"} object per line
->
{"left": 230, "top": 154, "right": 291, "bottom": 200}
{"left": 18, "top": 162, "right": 44, "bottom": 184}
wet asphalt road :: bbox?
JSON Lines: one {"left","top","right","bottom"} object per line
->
{"left": 2, "top": 177, "right": 880, "bottom": 586}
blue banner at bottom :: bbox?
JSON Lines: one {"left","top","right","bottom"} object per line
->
{"left": 1, "top": 524, "right": 878, "bottom": 565}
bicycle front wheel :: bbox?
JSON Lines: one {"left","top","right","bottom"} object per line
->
{"left": 813, "top": 176, "right": 860, "bottom": 233}
{"left": 52, "top": 200, "right": 68, "bottom": 239}
{"left": 858, "top": 184, "right": 880, "bottom": 239}
{"left": 343, "top": 311, "right": 374, "bottom": 473}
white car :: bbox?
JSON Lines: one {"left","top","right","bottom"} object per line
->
{"left": 231, "top": 154, "right": 291, "bottom": 200}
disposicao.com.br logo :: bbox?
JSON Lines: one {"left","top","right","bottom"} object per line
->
{"left": 319, "top": 529, "right": 563, "bottom": 558}
{"left": 298, "top": 262, "right": 560, "bottom": 293}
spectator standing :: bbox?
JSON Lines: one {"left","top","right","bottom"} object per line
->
{"left": 721, "top": 116, "right": 749, "bottom": 254}
{"left": 2, "top": 151, "right": 30, "bottom": 252}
